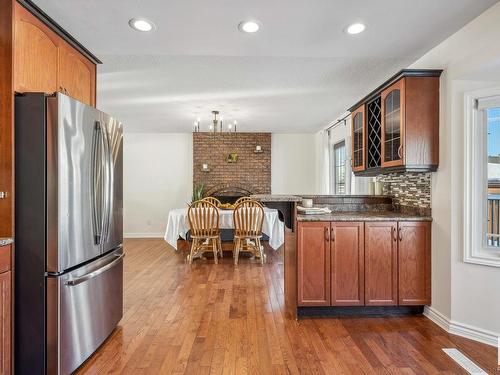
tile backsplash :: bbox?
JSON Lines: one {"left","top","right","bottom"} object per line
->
{"left": 376, "top": 172, "right": 431, "bottom": 214}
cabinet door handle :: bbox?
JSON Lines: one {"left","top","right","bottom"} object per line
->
{"left": 392, "top": 226, "right": 396, "bottom": 242}
{"left": 324, "top": 227, "right": 330, "bottom": 242}
{"left": 397, "top": 145, "right": 403, "bottom": 159}
{"left": 331, "top": 227, "right": 335, "bottom": 242}
{"left": 398, "top": 227, "right": 402, "bottom": 242}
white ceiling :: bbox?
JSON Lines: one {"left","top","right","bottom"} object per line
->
{"left": 34, "top": 0, "right": 498, "bottom": 133}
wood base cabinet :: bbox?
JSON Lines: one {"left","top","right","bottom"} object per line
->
{"left": 297, "top": 222, "right": 330, "bottom": 306}
{"left": 398, "top": 222, "right": 431, "bottom": 305}
{"left": 298, "top": 222, "right": 365, "bottom": 307}
{"left": 0, "top": 244, "right": 11, "bottom": 374}
{"left": 0, "top": 271, "right": 10, "bottom": 375}
{"left": 296, "top": 220, "right": 431, "bottom": 310}
{"left": 365, "top": 222, "right": 398, "bottom": 306}
{"left": 331, "top": 222, "right": 364, "bottom": 306}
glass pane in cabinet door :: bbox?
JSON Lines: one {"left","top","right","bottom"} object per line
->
{"left": 353, "top": 112, "right": 363, "bottom": 167}
{"left": 384, "top": 90, "right": 401, "bottom": 162}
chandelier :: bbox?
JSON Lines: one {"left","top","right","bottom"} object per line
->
{"left": 193, "top": 111, "right": 237, "bottom": 133}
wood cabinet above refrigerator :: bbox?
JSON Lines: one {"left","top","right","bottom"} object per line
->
{"left": 13, "top": 1, "right": 98, "bottom": 107}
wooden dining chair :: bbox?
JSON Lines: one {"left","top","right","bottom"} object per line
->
{"left": 187, "top": 200, "right": 223, "bottom": 264}
{"left": 233, "top": 200, "right": 265, "bottom": 265}
{"left": 235, "top": 196, "right": 252, "bottom": 205}
{"left": 202, "top": 196, "right": 221, "bottom": 207}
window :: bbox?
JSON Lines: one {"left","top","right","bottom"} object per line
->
{"left": 333, "top": 141, "right": 346, "bottom": 194}
{"left": 487, "top": 108, "right": 500, "bottom": 247}
{"left": 464, "top": 90, "right": 500, "bottom": 267}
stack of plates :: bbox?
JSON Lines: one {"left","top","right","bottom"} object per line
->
{"left": 297, "top": 206, "right": 332, "bottom": 215}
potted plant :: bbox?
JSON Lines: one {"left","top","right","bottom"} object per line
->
{"left": 192, "top": 183, "right": 204, "bottom": 203}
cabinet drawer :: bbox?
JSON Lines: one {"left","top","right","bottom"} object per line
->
{"left": 0, "top": 245, "right": 12, "bottom": 273}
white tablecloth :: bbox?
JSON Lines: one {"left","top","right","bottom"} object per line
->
{"left": 164, "top": 207, "right": 284, "bottom": 250}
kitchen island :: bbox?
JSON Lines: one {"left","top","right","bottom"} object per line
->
{"left": 281, "top": 195, "right": 432, "bottom": 319}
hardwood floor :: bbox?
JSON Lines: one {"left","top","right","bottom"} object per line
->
{"left": 76, "top": 239, "right": 498, "bottom": 374}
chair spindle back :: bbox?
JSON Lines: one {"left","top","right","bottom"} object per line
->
{"left": 233, "top": 200, "right": 264, "bottom": 238}
{"left": 188, "top": 200, "right": 220, "bottom": 237}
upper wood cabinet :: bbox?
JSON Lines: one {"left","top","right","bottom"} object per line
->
{"left": 351, "top": 105, "right": 366, "bottom": 172}
{"left": 330, "top": 222, "right": 364, "bottom": 306}
{"left": 58, "top": 42, "right": 96, "bottom": 106}
{"left": 297, "top": 222, "right": 330, "bottom": 306}
{"left": 13, "top": 2, "right": 96, "bottom": 106}
{"left": 349, "top": 70, "right": 441, "bottom": 175}
{"left": 381, "top": 79, "right": 405, "bottom": 168}
{"left": 381, "top": 76, "right": 439, "bottom": 170}
{"left": 14, "top": 4, "right": 58, "bottom": 94}
{"left": 398, "top": 222, "right": 431, "bottom": 305}
{"left": 364, "top": 222, "right": 398, "bottom": 306}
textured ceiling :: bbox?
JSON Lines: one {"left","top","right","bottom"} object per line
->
{"left": 34, "top": 0, "right": 498, "bottom": 133}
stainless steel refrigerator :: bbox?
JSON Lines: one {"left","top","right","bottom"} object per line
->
{"left": 15, "top": 93, "right": 124, "bottom": 374}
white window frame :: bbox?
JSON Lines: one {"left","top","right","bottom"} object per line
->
{"left": 327, "top": 122, "right": 352, "bottom": 195}
{"left": 333, "top": 140, "right": 346, "bottom": 195}
{"left": 464, "top": 87, "right": 500, "bottom": 267}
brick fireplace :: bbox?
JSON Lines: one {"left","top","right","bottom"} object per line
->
{"left": 193, "top": 132, "right": 271, "bottom": 203}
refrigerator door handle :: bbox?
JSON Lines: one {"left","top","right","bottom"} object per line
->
{"left": 91, "top": 121, "right": 103, "bottom": 245}
{"left": 65, "top": 252, "right": 124, "bottom": 286}
{"left": 101, "top": 123, "right": 112, "bottom": 244}
{"left": 106, "top": 127, "right": 115, "bottom": 244}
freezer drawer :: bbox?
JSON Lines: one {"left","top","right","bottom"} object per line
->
{"left": 47, "top": 248, "right": 124, "bottom": 374}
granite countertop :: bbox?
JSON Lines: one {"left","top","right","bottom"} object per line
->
{"left": 297, "top": 211, "right": 432, "bottom": 222}
{"left": 250, "top": 194, "right": 302, "bottom": 202}
{"left": 0, "top": 238, "right": 13, "bottom": 247}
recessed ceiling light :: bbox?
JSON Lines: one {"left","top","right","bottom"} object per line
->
{"left": 129, "top": 18, "right": 155, "bottom": 32}
{"left": 238, "top": 20, "right": 261, "bottom": 33}
{"left": 346, "top": 23, "right": 365, "bottom": 35}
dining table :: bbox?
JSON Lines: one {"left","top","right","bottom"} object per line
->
{"left": 164, "top": 207, "right": 285, "bottom": 250}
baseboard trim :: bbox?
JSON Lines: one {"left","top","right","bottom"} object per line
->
{"left": 424, "top": 306, "right": 499, "bottom": 347}
{"left": 124, "top": 233, "right": 164, "bottom": 239}
{"left": 424, "top": 306, "right": 451, "bottom": 331}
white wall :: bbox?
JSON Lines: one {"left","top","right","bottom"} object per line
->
{"left": 124, "top": 133, "right": 192, "bottom": 237}
{"left": 124, "top": 133, "right": 323, "bottom": 236}
{"left": 271, "top": 134, "right": 319, "bottom": 194}
{"left": 410, "top": 2, "right": 500, "bottom": 342}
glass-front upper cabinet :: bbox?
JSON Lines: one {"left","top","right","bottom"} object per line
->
{"left": 381, "top": 78, "right": 405, "bottom": 167}
{"left": 351, "top": 104, "right": 366, "bottom": 172}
